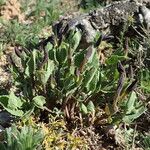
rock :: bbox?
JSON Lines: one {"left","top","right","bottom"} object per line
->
{"left": 139, "top": 5, "right": 150, "bottom": 30}
{"left": 0, "top": 111, "right": 15, "bottom": 127}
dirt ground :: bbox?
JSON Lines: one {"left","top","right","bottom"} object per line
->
{"left": 0, "top": 0, "right": 25, "bottom": 22}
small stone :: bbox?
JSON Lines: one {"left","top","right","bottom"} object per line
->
{"left": 0, "top": 111, "right": 15, "bottom": 127}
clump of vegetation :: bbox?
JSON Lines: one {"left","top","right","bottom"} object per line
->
{"left": 0, "top": 0, "right": 149, "bottom": 149}
{"left": 0, "top": 0, "right": 60, "bottom": 48}
{"left": 0, "top": 125, "right": 44, "bottom": 150}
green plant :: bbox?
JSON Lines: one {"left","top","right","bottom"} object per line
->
{"left": 0, "top": 90, "right": 50, "bottom": 118}
{"left": 26, "top": 0, "right": 60, "bottom": 24}
{"left": 80, "top": 0, "right": 104, "bottom": 11}
{"left": 0, "top": 125, "right": 44, "bottom": 150}
{"left": 9, "top": 29, "right": 102, "bottom": 120}
{"left": 0, "top": 1, "right": 149, "bottom": 149}
{"left": 119, "top": 91, "right": 146, "bottom": 124}
{"left": 0, "top": 91, "right": 24, "bottom": 117}
{"left": 142, "top": 134, "right": 150, "bottom": 150}
{"left": 1, "top": 20, "right": 40, "bottom": 47}
{"left": 140, "top": 68, "right": 150, "bottom": 93}
{"left": 0, "top": 0, "right": 60, "bottom": 48}
{"left": 43, "top": 118, "right": 88, "bottom": 149}
{"left": 8, "top": 28, "right": 145, "bottom": 123}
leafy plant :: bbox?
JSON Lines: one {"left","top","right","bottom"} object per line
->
{"left": 26, "top": 0, "right": 60, "bottom": 24}
{"left": 0, "top": 0, "right": 60, "bottom": 48}
{"left": 142, "top": 134, "right": 150, "bottom": 150}
{"left": 9, "top": 29, "right": 102, "bottom": 120}
{"left": 0, "top": 91, "right": 24, "bottom": 117}
{"left": 0, "top": 125, "right": 44, "bottom": 150}
{"left": 42, "top": 117, "right": 88, "bottom": 149}
{"left": 0, "top": 0, "right": 149, "bottom": 149}
{"left": 121, "top": 91, "right": 147, "bottom": 124}
{"left": 140, "top": 69, "right": 150, "bottom": 93}
{"left": 80, "top": 0, "right": 104, "bottom": 11}
{"left": 0, "top": 90, "right": 49, "bottom": 118}
{"left": 8, "top": 25, "right": 147, "bottom": 125}
{"left": 1, "top": 20, "right": 40, "bottom": 47}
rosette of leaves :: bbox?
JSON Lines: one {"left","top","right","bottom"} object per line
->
{"left": 9, "top": 27, "right": 146, "bottom": 123}
{"left": 0, "top": 125, "right": 44, "bottom": 150}
{"left": 9, "top": 29, "right": 102, "bottom": 118}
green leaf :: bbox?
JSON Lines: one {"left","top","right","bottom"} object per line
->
{"left": 143, "top": 135, "right": 150, "bottom": 149}
{"left": 89, "top": 70, "right": 100, "bottom": 92}
{"left": 25, "top": 49, "right": 37, "bottom": 76}
{"left": 123, "top": 106, "right": 147, "bottom": 123}
{"left": 64, "top": 75, "right": 75, "bottom": 90}
{"left": 87, "top": 101, "right": 95, "bottom": 112}
{"left": 0, "top": 95, "right": 9, "bottom": 107}
{"left": 56, "top": 46, "right": 67, "bottom": 64}
{"left": 44, "top": 60, "right": 54, "bottom": 85}
{"left": 69, "top": 66, "right": 75, "bottom": 75}
{"left": 0, "top": 93, "right": 24, "bottom": 117}
{"left": 83, "top": 68, "right": 97, "bottom": 91}
{"left": 4, "top": 108, "right": 23, "bottom": 117}
{"left": 106, "top": 55, "right": 126, "bottom": 65}
{"left": 88, "top": 50, "right": 99, "bottom": 68}
{"left": 45, "top": 42, "right": 53, "bottom": 51}
{"left": 140, "top": 69, "right": 150, "bottom": 92}
{"left": 126, "top": 91, "right": 136, "bottom": 113}
{"left": 21, "top": 106, "right": 35, "bottom": 120}
{"left": 74, "top": 50, "right": 85, "bottom": 67}
{"left": 122, "top": 91, "right": 147, "bottom": 123}
{"left": 8, "top": 91, "right": 23, "bottom": 110}
{"left": 80, "top": 103, "right": 88, "bottom": 114}
{"left": 36, "top": 60, "right": 54, "bottom": 85}
{"left": 68, "top": 29, "right": 82, "bottom": 50}
{"left": 33, "top": 96, "right": 46, "bottom": 109}
{"left": 0, "top": 100, "right": 23, "bottom": 117}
